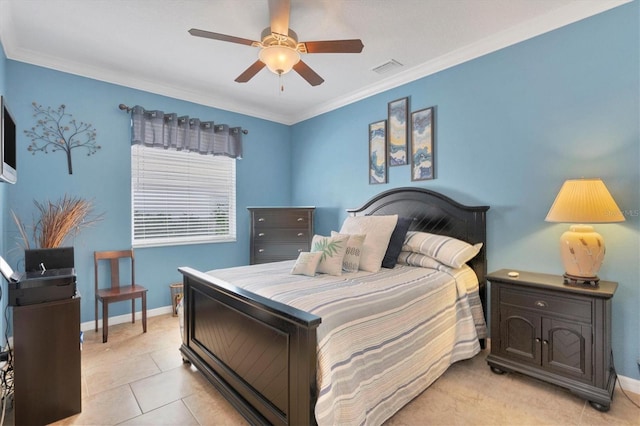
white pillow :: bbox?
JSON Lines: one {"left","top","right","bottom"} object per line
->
{"left": 402, "top": 231, "right": 482, "bottom": 268}
{"left": 290, "top": 252, "right": 323, "bottom": 277}
{"left": 339, "top": 215, "right": 398, "bottom": 272}
{"left": 331, "top": 231, "right": 366, "bottom": 272}
{"left": 311, "top": 233, "right": 350, "bottom": 276}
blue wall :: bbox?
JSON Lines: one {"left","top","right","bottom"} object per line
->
{"left": 291, "top": 3, "right": 639, "bottom": 379}
{"left": 0, "top": 2, "right": 638, "bottom": 380}
{"left": 3, "top": 61, "right": 292, "bottom": 329}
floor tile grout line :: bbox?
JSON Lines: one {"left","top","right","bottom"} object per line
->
{"left": 180, "top": 397, "right": 203, "bottom": 426}
{"left": 113, "top": 383, "right": 145, "bottom": 426}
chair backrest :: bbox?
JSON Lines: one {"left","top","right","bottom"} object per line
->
{"left": 94, "top": 249, "right": 135, "bottom": 291}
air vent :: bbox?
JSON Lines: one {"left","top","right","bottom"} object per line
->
{"left": 371, "top": 59, "right": 403, "bottom": 74}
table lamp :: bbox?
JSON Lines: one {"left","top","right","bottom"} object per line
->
{"left": 545, "top": 178, "right": 625, "bottom": 286}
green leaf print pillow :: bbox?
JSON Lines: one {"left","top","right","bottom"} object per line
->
{"left": 311, "top": 233, "right": 350, "bottom": 276}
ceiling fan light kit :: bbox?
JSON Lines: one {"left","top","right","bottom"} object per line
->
{"left": 189, "top": 0, "right": 363, "bottom": 86}
{"left": 259, "top": 44, "right": 300, "bottom": 75}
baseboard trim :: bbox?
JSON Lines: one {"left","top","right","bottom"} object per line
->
{"left": 618, "top": 374, "right": 640, "bottom": 396}
{"left": 81, "top": 305, "right": 174, "bottom": 332}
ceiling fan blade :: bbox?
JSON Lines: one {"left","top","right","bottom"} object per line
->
{"left": 268, "top": 0, "right": 290, "bottom": 36}
{"left": 301, "top": 39, "right": 364, "bottom": 54}
{"left": 293, "top": 60, "right": 324, "bottom": 86}
{"left": 235, "top": 60, "right": 266, "bottom": 83}
{"left": 189, "top": 28, "right": 257, "bottom": 47}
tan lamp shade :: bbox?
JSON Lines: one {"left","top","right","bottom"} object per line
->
{"left": 545, "top": 178, "right": 625, "bottom": 223}
{"left": 545, "top": 178, "right": 625, "bottom": 285}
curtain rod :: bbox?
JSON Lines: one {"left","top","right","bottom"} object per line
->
{"left": 118, "top": 104, "right": 248, "bottom": 134}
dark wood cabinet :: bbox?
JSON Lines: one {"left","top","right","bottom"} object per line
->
{"left": 486, "top": 269, "right": 616, "bottom": 411}
{"left": 248, "top": 207, "right": 315, "bottom": 264}
{"left": 13, "top": 297, "right": 82, "bottom": 425}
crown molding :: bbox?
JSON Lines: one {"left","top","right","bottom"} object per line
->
{"left": 1, "top": 0, "right": 630, "bottom": 126}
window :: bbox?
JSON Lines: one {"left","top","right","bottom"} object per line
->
{"left": 131, "top": 145, "right": 236, "bottom": 247}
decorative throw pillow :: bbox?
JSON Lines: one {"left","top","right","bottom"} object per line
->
{"left": 290, "top": 252, "right": 323, "bottom": 277}
{"left": 402, "top": 231, "right": 482, "bottom": 268}
{"left": 382, "top": 216, "right": 413, "bottom": 269}
{"left": 331, "top": 231, "right": 366, "bottom": 272}
{"left": 339, "top": 215, "right": 398, "bottom": 272}
{"left": 311, "top": 233, "right": 350, "bottom": 276}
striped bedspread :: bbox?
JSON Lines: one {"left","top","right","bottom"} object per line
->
{"left": 206, "top": 261, "right": 486, "bottom": 426}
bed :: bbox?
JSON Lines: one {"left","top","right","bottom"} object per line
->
{"left": 178, "top": 187, "right": 489, "bottom": 425}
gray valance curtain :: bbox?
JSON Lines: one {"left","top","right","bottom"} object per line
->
{"left": 130, "top": 105, "right": 243, "bottom": 159}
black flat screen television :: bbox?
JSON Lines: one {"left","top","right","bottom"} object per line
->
{"left": 1, "top": 95, "right": 17, "bottom": 184}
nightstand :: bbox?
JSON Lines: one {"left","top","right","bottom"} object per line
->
{"left": 486, "top": 269, "right": 617, "bottom": 411}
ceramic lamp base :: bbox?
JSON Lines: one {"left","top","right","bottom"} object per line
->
{"left": 559, "top": 224, "right": 605, "bottom": 287}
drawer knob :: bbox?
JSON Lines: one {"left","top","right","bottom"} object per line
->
{"left": 298, "top": 248, "right": 303, "bottom": 252}
{"left": 258, "top": 217, "right": 265, "bottom": 222}
{"left": 297, "top": 232, "right": 304, "bottom": 237}
{"left": 534, "top": 301, "right": 548, "bottom": 308}
{"left": 297, "top": 217, "right": 304, "bottom": 222}
{"left": 535, "top": 338, "right": 541, "bottom": 343}
{"left": 258, "top": 249, "right": 265, "bottom": 253}
{"left": 543, "top": 340, "right": 549, "bottom": 345}
{"left": 258, "top": 232, "right": 265, "bottom": 237}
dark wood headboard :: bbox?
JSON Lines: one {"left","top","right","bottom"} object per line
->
{"left": 347, "top": 186, "right": 490, "bottom": 287}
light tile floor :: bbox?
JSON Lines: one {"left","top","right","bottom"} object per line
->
{"left": 3, "top": 314, "right": 638, "bottom": 425}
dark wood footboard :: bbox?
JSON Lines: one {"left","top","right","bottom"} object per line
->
{"left": 178, "top": 267, "right": 321, "bottom": 426}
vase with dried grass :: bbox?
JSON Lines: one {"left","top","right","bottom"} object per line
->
{"left": 12, "top": 195, "right": 103, "bottom": 250}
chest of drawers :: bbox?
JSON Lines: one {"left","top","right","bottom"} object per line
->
{"left": 248, "top": 207, "right": 315, "bottom": 264}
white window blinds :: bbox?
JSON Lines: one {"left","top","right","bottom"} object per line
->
{"left": 131, "top": 145, "right": 236, "bottom": 247}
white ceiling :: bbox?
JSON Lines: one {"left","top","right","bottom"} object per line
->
{"left": 0, "top": 0, "right": 629, "bottom": 125}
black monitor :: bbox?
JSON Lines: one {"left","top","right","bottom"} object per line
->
{"left": 24, "top": 247, "right": 74, "bottom": 272}
{"left": 1, "top": 96, "right": 17, "bottom": 184}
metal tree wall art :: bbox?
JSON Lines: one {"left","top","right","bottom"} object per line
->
{"left": 24, "top": 102, "right": 100, "bottom": 174}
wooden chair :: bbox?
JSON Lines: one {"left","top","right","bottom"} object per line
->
{"left": 94, "top": 249, "right": 147, "bottom": 343}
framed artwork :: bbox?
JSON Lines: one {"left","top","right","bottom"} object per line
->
{"left": 387, "top": 97, "right": 408, "bottom": 166}
{"left": 368, "top": 120, "right": 387, "bottom": 184}
{"left": 410, "top": 107, "right": 435, "bottom": 181}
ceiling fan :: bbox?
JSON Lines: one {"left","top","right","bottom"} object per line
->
{"left": 188, "top": 0, "right": 364, "bottom": 86}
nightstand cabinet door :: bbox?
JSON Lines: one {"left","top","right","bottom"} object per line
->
{"left": 249, "top": 207, "right": 315, "bottom": 264}
{"left": 499, "top": 305, "right": 542, "bottom": 366}
{"left": 487, "top": 269, "right": 617, "bottom": 412}
{"left": 544, "top": 317, "right": 592, "bottom": 382}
